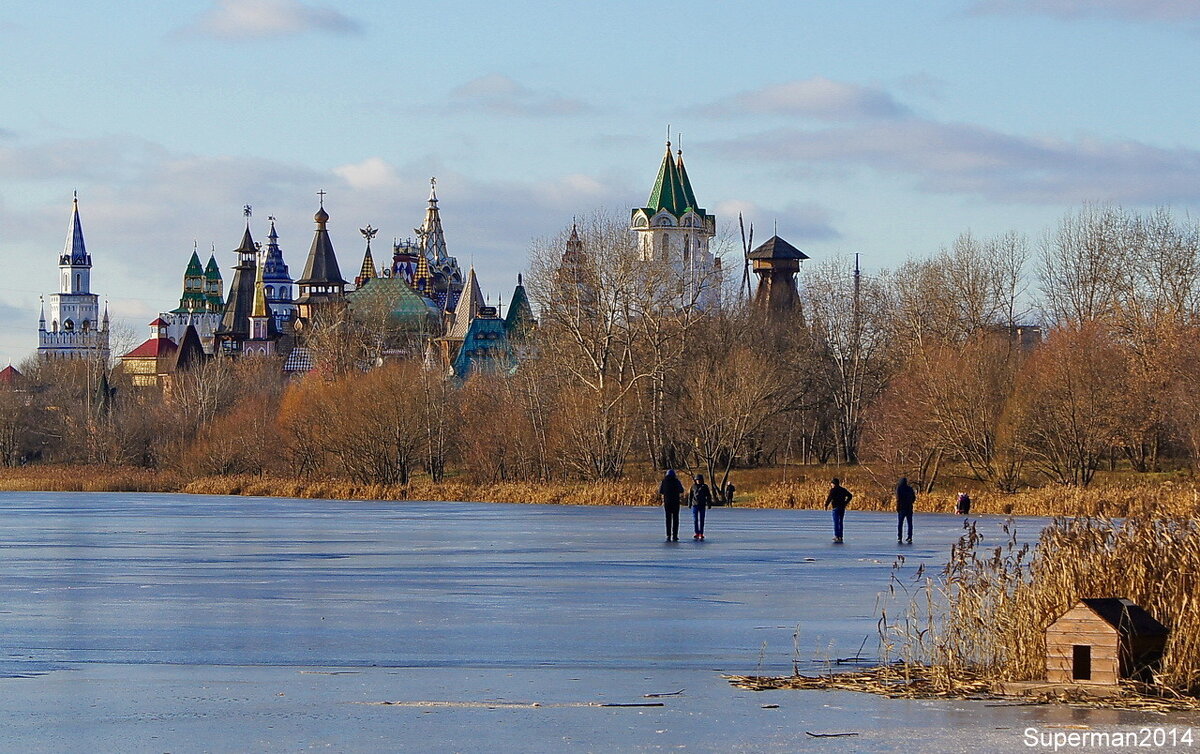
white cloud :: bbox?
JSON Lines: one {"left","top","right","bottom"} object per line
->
{"left": 188, "top": 0, "right": 360, "bottom": 40}
{"left": 695, "top": 77, "right": 909, "bottom": 121}
{"left": 448, "top": 74, "right": 592, "bottom": 118}
{"left": 710, "top": 120, "right": 1200, "bottom": 205}
{"left": 334, "top": 157, "right": 401, "bottom": 191}
{"left": 714, "top": 199, "right": 840, "bottom": 242}
{"left": 970, "top": 0, "right": 1200, "bottom": 21}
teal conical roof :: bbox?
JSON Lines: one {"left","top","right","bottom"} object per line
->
{"left": 204, "top": 254, "right": 222, "bottom": 279}
{"left": 676, "top": 152, "right": 700, "bottom": 214}
{"left": 642, "top": 142, "right": 707, "bottom": 219}
{"left": 185, "top": 251, "right": 204, "bottom": 276}
{"left": 504, "top": 275, "right": 535, "bottom": 337}
{"left": 646, "top": 143, "right": 686, "bottom": 216}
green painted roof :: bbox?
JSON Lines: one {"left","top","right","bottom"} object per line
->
{"left": 504, "top": 279, "right": 535, "bottom": 337}
{"left": 645, "top": 144, "right": 706, "bottom": 219}
{"left": 348, "top": 277, "right": 441, "bottom": 332}
{"left": 676, "top": 154, "right": 700, "bottom": 214}
{"left": 204, "top": 254, "right": 222, "bottom": 280}
{"left": 185, "top": 251, "right": 204, "bottom": 276}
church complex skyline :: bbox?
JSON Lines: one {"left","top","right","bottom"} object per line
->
{"left": 3, "top": 0, "right": 1200, "bottom": 364}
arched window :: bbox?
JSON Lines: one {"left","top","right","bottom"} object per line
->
{"left": 63, "top": 319, "right": 74, "bottom": 331}
{"left": 81, "top": 319, "right": 90, "bottom": 332}
{"left": 265, "top": 285, "right": 274, "bottom": 299}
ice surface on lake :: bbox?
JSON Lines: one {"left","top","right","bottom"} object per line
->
{"left": 0, "top": 493, "right": 1186, "bottom": 752}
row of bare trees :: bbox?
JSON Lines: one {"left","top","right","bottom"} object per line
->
{"left": 4, "top": 205, "right": 1200, "bottom": 491}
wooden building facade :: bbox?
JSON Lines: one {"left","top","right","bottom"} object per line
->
{"left": 1045, "top": 598, "right": 1168, "bottom": 686}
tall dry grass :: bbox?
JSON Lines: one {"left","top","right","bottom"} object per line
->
{"left": 750, "top": 477, "right": 1200, "bottom": 518}
{"left": 2, "top": 465, "right": 1200, "bottom": 518}
{"left": 883, "top": 516, "right": 1200, "bottom": 694}
{"left": 0, "top": 466, "right": 181, "bottom": 493}
{"left": 179, "top": 475, "right": 657, "bottom": 506}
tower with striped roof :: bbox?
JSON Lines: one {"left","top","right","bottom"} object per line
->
{"left": 630, "top": 139, "right": 721, "bottom": 307}
{"left": 38, "top": 194, "right": 109, "bottom": 360}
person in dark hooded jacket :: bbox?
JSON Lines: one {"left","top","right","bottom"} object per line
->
{"left": 658, "top": 470, "right": 685, "bottom": 541}
{"left": 689, "top": 474, "right": 713, "bottom": 540}
{"left": 896, "top": 477, "right": 916, "bottom": 543}
{"left": 824, "top": 478, "right": 853, "bottom": 542}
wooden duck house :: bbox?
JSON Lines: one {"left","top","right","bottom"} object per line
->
{"left": 1045, "top": 598, "right": 1168, "bottom": 686}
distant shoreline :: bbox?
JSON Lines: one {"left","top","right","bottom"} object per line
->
{"left": 0, "top": 465, "right": 1195, "bottom": 518}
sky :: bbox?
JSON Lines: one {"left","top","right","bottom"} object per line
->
{"left": 3, "top": 0, "right": 1200, "bottom": 363}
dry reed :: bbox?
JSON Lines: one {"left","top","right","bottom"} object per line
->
{"left": 2, "top": 466, "right": 1200, "bottom": 519}
{"left": 879, "top": 515, "right": 1200, "bottom": 695}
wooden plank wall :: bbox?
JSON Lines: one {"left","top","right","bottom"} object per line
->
{"left": 1046, "top": 606, "right": 1121, "bottom": 685}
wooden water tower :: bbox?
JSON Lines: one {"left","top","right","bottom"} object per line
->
{"left": 748, "top": 235, "right": 808, "bottom": 319}
{"left": 1045, "top": 598, "right": 1168, "bottom": 686}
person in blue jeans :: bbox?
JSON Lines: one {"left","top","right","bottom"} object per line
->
{"left": 824, "top": 478, "right": 853, "bottom": 543}
{"left": 689, "top": 474, "right": 713, "bottom": 540}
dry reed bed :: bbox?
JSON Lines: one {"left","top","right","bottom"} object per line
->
{"left": 1, "top": 467, "right": 1200, "bottom": 518}
{"left": 748, "top": 478, "right": 1200, "bottom": 517}
{"left": 725, "top": 666, "right": 1200, "bottom": 713}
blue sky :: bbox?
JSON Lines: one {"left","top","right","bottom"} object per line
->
{"left": 3, "top": 0, "right": 1200, "bottom": 362}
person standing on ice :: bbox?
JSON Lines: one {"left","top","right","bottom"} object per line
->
{"left": 824, "top": 478, "right": 853, "bottom": 543}
{"left": 896, "top": 477, "right": 916, "bottom": 544}
{"left": 955, "top": 491, "right": 972, "bottom": 516}
{"left": 659, "top": 469, "right": 685, "bottom": 541}
{"left": 689, "top": 474, "right": 713, "bottom": 540}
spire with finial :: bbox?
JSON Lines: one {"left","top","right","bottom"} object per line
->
{"left": 417, "top": 177, "right": 448, "bottom": 262}
{"left": 295, "top": 194, "right": 346, "bottom": 314}
{"left": 251, "top": 245, "right": 268, "bottom": 320}
{"left": 62, "top": 191, "right": 90, "bottom": 267}
{"left": 261, "top": 215, "right": 291, "bottom": 307}
{"left": 38, "top": 296, "right": 45, "bottom": 331}
{"left": 314, "top": 190, "right": 329, "bottom": 227}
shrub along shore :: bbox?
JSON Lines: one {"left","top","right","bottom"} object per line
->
{"left": 1, "top": 465, "right": 1199, "bottom": 518}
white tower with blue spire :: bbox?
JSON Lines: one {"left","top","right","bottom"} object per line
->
{"left": 38, "top": 194, "right": 109, "bottom": 360}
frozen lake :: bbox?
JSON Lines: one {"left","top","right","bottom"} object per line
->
{"left": 0, "top": 493, "right": 1190, "bottom": 752}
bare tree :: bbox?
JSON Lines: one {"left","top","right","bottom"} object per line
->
{"left": 526, "top": 215, "right": 715, "bottom": 478}
{"left": 803, "top": 256, "right": 896, "bottom": 464}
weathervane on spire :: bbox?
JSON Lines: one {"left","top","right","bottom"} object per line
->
{"left": 243, "top": 204, "right": 252, "bottom": 219}
{"left": 360, "top": 224, "right": 378, "bottom": 248}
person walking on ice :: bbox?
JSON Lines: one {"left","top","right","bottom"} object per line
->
{"left": 824, "top": 478, "right": 853, "bottom": 543}
{"left": 896, "top": 477, "right": 916, "bottom": 544}
{"left": 659, "top": 469, "right": 684, "bottom": 542}
{"left": 689, "top": 474, "right": 713, "bottom": 540}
